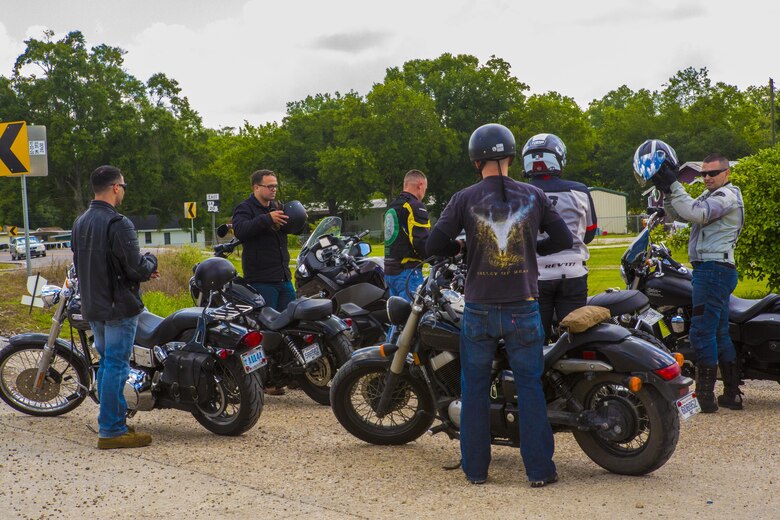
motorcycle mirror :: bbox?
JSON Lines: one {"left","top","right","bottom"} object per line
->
{"left": 216, "top": 224, "right": 231, "bottom": 238}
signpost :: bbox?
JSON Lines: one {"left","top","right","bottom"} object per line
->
{"left": 206, "top": 193, "right": 220, "bottom": 246}
{"left": 185, "top": 202, "right": 196, "bottom": 243}
{"left": 0, "top": 122, "right": 48, "bottom": 276}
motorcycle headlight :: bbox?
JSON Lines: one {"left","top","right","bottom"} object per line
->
{"left": 297, "top": 263, "right": 308, "bottom": 277}
{"left": 40, "top": 285, "right": 62, "bottom": 308}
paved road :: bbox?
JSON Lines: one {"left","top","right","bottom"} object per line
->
{"left": 1, "top": 352, "right": 779, "bottom": 519}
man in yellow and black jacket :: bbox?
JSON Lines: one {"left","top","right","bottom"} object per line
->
{"left": 383, "top": 170, "right": 430, "bottom": 301}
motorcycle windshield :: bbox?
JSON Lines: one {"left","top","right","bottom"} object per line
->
{"left": 622, "top": 228, "right": 650, "bottom": 265}
{"left": 301, "top": 216, "right": 343, "bottom": 253}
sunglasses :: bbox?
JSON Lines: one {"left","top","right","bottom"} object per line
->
{"left": 700, "top": 167, "right": 728, "bottom": 178}
{"left": 115, "top": 183, "right": 127, "bottom": 190}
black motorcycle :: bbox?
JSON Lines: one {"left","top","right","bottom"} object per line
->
{"left": 0, "top": 266, "right": 265, "bottom": 435}
{"left": 330, "top": 257, "right": 697, "bottom": 476}
{"left": 191, "top": 228, "right": 354, "bottom": 405}
{"left": 295, "top": 216, "right": 390, "bottom": 348}
{"left": 617, "top": 209, "right": 780, "bottom": 382}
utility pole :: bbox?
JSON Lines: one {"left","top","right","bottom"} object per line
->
{"left": 771, "top": 77, "right": 776, "bottom": 147}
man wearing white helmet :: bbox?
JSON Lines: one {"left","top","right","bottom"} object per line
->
{"left": 522, "top": 133, "right": 597, "bottom": 342}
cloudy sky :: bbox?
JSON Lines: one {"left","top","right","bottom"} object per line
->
{"left": 1, "top": 0, "right": 777, "bottom": 129}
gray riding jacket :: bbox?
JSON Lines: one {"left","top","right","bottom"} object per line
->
{"left": 663, "top": 181, "right": 744, "bottom": 264}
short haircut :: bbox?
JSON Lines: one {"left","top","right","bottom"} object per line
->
{"left": 702, "top": 153, "right": 729, "bottom": 169}
{"left": 403, "top": 169, "right": 426, "bottom": 185}
{"left": 91, "top": 165, "right": 122, "bottom": 194}
{"left": 251, "top": 169, "right": 276, "bottom": 186}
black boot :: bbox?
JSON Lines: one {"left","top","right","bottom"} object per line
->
{"left": 717, "top": 361, "right": 744, "bottom": 410}
{"left": 695, "top": 365, "right": 718, "bottom": 413}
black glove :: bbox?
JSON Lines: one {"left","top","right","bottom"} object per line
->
{"left": 650, "top": 163, "right": 678, "bottom": 194}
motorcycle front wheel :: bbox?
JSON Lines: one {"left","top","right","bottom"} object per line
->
{"left": 295, "top": 331, "right": 353, "bottom": 406}
{"left": 570, "top": 373, "right": 680, "bottom": 475}
{"left": 192, "top": 356, "right": 264, "bottom": 436}
{"left": 330, "top": 360, "right": 434, "bottom": 445}
{"left": 0, "top": 341, "right": 90, "bottom": 417}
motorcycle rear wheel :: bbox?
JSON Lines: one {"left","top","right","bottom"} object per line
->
{"left": 191, "top": 356, "right": 264, "bottom": 436}
{"left": 571, "top": 373, "right": 680, "bottom": 475}
{"left": 0, "top": 341, "right": 90, "bottom": 417}
{"left": 330, "top": 360, "right": 434, "bottom": 445}
{"left": 295, "top": 331, "right": 353, "bottom": 406}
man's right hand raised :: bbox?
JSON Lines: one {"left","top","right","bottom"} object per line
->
{"left": 270, "top": 210, "right": 288, "bottom": 228}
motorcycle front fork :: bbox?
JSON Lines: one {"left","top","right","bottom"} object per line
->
{"left": 32, "top": 294, "right": 69, "bottom": 395}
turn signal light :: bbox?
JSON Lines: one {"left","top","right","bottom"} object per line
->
{"left": 673, "top": 353, "right": 685, "bottom": 367}
{"left": 239, "top": 330, "right": 263, "bottom": 349}
{"left": 627, "top": 376, "right": 643, "bottom": 393}
{"left": 654, "top": 362, "right": 681, "bottom": 381}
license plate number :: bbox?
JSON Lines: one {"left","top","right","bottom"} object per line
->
{"left": 302, "top": 344, "right": 322, "bottom": 364}
{"left": 240, "top": 346, "right": 268, "bottom": 374}
{"left": 638, "top": 307, "right": 663, "bottom": 326}
{"left": 676, "top": 392, "right": 701, "bottom": 421}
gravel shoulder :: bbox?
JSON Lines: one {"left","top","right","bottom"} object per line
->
{"left": 2, "top": 379, "right": 780, "bottom": 519}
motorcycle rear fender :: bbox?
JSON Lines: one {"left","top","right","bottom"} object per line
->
{"left": 9, "top": 333, "right": 87, "bottom": 363}
{"left": 297, "top": 315, "right": 348, "bottom": 337}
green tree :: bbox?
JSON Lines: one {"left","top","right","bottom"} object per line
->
{"left": 731, "top": 145, "right": 780, "bottom": 291}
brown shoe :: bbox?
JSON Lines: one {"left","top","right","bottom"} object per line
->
{"left": 265, "top": 386, "right": 286, "bottom": 396}
{"left": 97, "top": 428, "right": 153, "bottom": 450}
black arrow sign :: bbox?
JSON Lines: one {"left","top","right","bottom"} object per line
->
{"left": 0, "top": 123, "right": 28, "bottom": 174}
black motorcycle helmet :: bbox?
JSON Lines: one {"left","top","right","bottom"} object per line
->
{"left": 193, "top": 257, "right": 237, "bottom": 293}
{"left": 521, "top": 133, "right": 567, "bottom": 176}
{"left": 280, "top": 200, "right": 308, "bottom": 235}
{"left": 468, "top": 123, "right": 516, "bottom": 167}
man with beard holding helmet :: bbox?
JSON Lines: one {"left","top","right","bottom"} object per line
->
{"left": 634, "top": 141, "right": 744, "bottom": 413}
{"left": 427, "top": 123, "right": 572, "bottom": 487}
{"left": 522, "top": 133, "right": 597, "bottom": 342}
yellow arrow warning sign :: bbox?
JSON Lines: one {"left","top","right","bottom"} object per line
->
{"left": 0, "top": 121, "right": 31, "bottom": 176}
{"left": 185, "top": 202, "right": 196, "bottom": 219}
{"left": 8, "top": 226, "right": 18, "bottom": 237}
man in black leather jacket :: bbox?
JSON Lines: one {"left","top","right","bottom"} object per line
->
{"left": 72, "top": 165, "right": 158, "bottom": 449}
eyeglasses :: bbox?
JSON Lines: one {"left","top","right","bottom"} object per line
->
{"left": 700, "top": 168, "right": 728, "bottom": 178}
{"left": 258, "top": 184, "right": 278, "bottom": 190}
{"left": 115, "top": 183, "right": 127, "bottom": 191}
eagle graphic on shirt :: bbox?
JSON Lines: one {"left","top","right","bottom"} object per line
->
{"left": 470, "top": 194, "right": 534, "bottom": 271}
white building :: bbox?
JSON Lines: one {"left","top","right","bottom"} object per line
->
{"left": 129, "top": 216, "right": 205, "bottom": 247}
{"left": 588, "top": 187, "right": 628, "bottom": 235}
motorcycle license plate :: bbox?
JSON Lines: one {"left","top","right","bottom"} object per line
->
{"left": 302, "top": 344, "right": 322, "bottom": 364}
{"left": 676, "top": 392, "right": 701, "bottom": 421}
{"left": 240, "top": 346, "right": 268, "bottom": 374}
{"left": 638, "top": 307, "right": 664, "bottom": 326}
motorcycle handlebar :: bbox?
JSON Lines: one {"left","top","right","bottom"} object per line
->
{"left": 441, "top": 301, "right": 460, "bottom": 323}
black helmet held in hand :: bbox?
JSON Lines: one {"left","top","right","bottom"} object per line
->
{"left": 280, "top": 200, "right": 308, "bottom": 235}
{"left": 468, "top": 123, "right": 516, "bottom": 166}
{"left": 194, "top": 257, "right": 237, "bottom": 293}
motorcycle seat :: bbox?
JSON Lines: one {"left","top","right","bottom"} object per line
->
{"left": 339, "top": 302, "right": 370, "bottom": 317}
{"left": 258, "top": 298, "right": 334, "bottom": 330}
{"left": 543, "top": 323, "right": 631, "bottom": 370}
{"left": 134, "top": 308, "right": 204, "bottom": 348}
{"left": 587, "top": 290, "right": 650, "bottom": 316}
{"left": 729, "top": 294, "right": 780, "bottom": 323}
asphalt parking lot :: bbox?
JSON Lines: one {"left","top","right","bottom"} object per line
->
{"left": 1, "top": 375, "right": 779, "bottom": 519}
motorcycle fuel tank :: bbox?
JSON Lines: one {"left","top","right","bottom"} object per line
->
{"left": 418, "top": 312, "right": 460, "bottom": 352}
{"left": 644, "top": 271, "right": 693, "bottom": 308}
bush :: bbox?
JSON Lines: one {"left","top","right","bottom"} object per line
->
{"left": 144, "top": 246, "right": 206, "bottom": 297}
{"left": 732, "top": 145, "right": 780, "bottom": 291}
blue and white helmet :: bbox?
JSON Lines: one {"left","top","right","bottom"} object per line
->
{"left": 633, "top": 139, "right": 679, "bottom": 186}
{"left": 521, "top": 133, "right": 567, "bottom": 175}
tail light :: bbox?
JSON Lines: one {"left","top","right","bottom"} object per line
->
{"left": 654, "top": 362, "right": 681, "bottom": 381}
{"left": 238, "top": 330, "right": 263, "bottom": 349}
{"left": 343, "top": 318, "right": 353, "bottom": 328}
{"left": 303, "top": 334, "right": 315, "bottom": 344}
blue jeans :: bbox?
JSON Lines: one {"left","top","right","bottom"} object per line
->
{"left": 89, "top": 316, "right": 139, "bottom": 438}
{"left": 690, "top": 262, "right": 738, "bottom": 366}
{"left": 385, "top": 268, "right": 423, "bottom": 302}
{"left": 460, "top": 301, "right": 556, "bottom": 482}
{"left": 251, "top": 281, "right": 296, "bottom": 311}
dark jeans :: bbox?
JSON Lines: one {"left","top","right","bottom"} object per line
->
{"left": 538, "top": 275, "right": 588, "bottom": 342}
{"left": 690, "top": 262, "right": 738, "bottom": 366}
{"left": 251, "top": 281, "right": 296, "bottom": 312}
{"left": 385, "top": 268, "right": 424, "bottom": 302}
{"left": 459, "top": 301, "right": 556, "bottom": 482}
{"left": 89, "top": 316, "right": 139, "bottom": 438}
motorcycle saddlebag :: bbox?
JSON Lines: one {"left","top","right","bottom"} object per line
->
{"left": 160, "top": 350, "right": 215, "bottom": 405}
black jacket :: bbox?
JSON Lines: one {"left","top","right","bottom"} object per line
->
{"left": 232, "top": 195, "right": 290, "bottom": 284}
{"left": 384, "top": 191, "right": 430, "bottom": 275}
{"left": 71, "top": 200, "right": 158, "bottom": 321}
